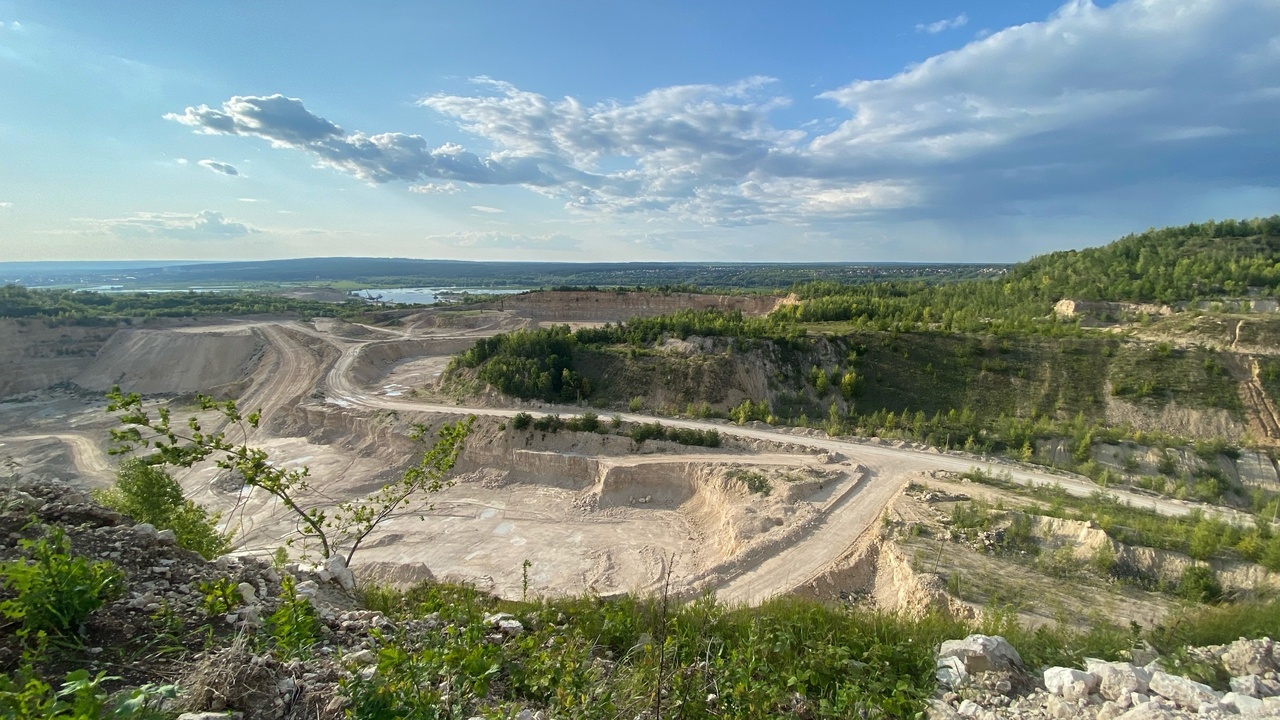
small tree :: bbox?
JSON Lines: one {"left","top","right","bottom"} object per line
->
{"left": 106, "top": 387, "right": 472, "bottom": 565}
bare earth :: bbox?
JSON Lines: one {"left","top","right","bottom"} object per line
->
{"left": 0, "top": 303, "right": 1250, "bottom": 605}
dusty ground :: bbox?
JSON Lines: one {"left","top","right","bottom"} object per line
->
{"left": 0, "top": 293, "right": 1258, "bottom": 608}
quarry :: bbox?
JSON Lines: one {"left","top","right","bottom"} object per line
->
{"left": 2, "top": 290, "right": 1272, "bottom": 620}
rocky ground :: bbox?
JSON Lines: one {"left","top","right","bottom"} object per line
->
{"left": 0, "top": 474, "right": 477, "bottom": 720}
{"left": 930, "top": 634, "right": 1280, "bottom": 719}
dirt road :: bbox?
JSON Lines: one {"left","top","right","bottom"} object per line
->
{"left": 3, "top": 317, "right": 1252, "bottom": 605}
{"left": 0, "top": 434, "right": 114, "bottom": 486}
{"left": 308, "top": 329, "right": 1253, "bottom": 602}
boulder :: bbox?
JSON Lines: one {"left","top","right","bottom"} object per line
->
{"left": 937, "top": 635, "right": 1024, "bottom": 675}
{"left": 1231, "top": 674, "right": 1266, "bottom": 698}
{"left": 1148, "top": 670, "right": 1221, "bottom": 710}
{"left": 1085, "top": 659, "right": 1152, "bottom": 701}
{"left": 323, "top": 555, "right": 356, "bottom": 591}
{"left": 1222, "top": 692, "right": 1266, "bottom": 718}
{"left": 1221, "top": 638, "right": 1276, "bottom": 677}
{"left": 1044, "top": 666, "right": 1099, "bottom": 701}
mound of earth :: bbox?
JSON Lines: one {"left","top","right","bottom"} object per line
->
{"left": 74, "top": 327, "right": 263, "bottom": 395}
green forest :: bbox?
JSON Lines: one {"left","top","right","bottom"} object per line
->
{"left": 0, "top": 285, "right": 373, "bottom": 324}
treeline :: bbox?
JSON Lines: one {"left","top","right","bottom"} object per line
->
{"left": 776, "top": 216, "right": 1280, "bottom": 334}
{"left": 1009, "top": 216, "right": 1280, "bottom": 303}
{"left": 0, "top": 285, "right": 367, "bottom": 324}
{"left": 576, "top": 308, "right": 796, "bottom": 345}
{"left": 452, "top": 309, "right": 791, "bottom": 402}
{"left": 450, "top": 326, "right": 588, "bottom": 403}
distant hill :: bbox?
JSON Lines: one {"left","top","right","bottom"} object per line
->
{"left": 1009, "top": 216, "right": 1280, "bottom": 303}
{"left": 0, "top": 257, "right": 1005, "bottom": 292}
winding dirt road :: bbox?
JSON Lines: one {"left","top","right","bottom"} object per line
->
{"left": 308, "top": 327, "right": 1253, "bottom": 602}
{"left": 1, "top": 317, "right": 1257, "bottom": 605}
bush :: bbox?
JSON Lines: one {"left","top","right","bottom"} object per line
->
{"left": 1177, "top": 565, "right": 1223, "bottom": 604}
{"left": 511, "top": 412, "right": 532, "bottom": 430}
{"left": 565, "top": 411, "right": 600, "bottom": 433}
{"left": 0, "top": 527, "right": 124, "bottom": 637}
{"left": 532, "top": 414, "right": 564, "bottom": 432}
{"left": 267, "top": 575, "right": 321, "bottom": 660}
{"left": 95, "top": 460, "right": 231, "bottom": 560}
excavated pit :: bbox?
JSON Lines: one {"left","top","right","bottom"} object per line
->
{"left": 0, "top": 307, "right": 883, "bottom": 604}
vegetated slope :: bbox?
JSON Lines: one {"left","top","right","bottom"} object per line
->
{"left": 1008, "top": 215, "right": 1280, "bottom": 303}
{"left": 773, "top": 215, "right": 1280, "bottom": 333}
{"left": 0, "top": 284, "right": 372, "bottom": 324}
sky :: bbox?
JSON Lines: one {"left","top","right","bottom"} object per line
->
{"left": 1, "top": 0, "right": 1278, "bottom": 264}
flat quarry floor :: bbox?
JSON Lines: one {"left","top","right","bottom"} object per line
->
{"left": 362, "top": 482, "right": 699, "bottom": 598}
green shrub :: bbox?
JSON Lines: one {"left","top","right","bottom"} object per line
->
{"left": 511, "top": 412, "right": 532, "bottom": 430}
{"left": 0, "top": 668, "right": 176, "bottom": 719}
{"left": 1177, "top": 565, "right": 1223, "bottom": 604}
{"left": 197, "top": 577, "right": 242, "bottom": 617}
{"left": 0, "top": 528, "right": 124, "bottom": 637}
{"left": 94, "top": 459, "right": 231, "bottom": 559}
{"left": 267, "top": 575, "right": 321, "bottom": 660}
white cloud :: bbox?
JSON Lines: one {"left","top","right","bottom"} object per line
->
{"left": 168, "top": 0, "right": 1280, "bottom": 229}
{"left": 237, "top": 197, "right": 262, "bottom": 202}
{"left": 917, "top": 13, "right": 968, "bottom": 34}
{"left": 0, "top": 202, "right": 12, "bottom": 208}
{"left": 197, "top": 159, "right": 240, "bottom": 176}
{"left": 174, "top": 158, "right": 189, "bottom": 165}
{"left": 470, "top": 205, "right": 504, "bottom": 213}
{"left": 408, "top": 182, "right": 461, "bottom": 194}
{"left": 166, "top": 93, "right": 556, "bottom": 186}
{"left": 85, "top": 210, "right": 257, "bottom": 240}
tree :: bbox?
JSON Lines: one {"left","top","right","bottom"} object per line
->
{"left": 94, "top": 459, "right": 231, "bottom": 559}
{"left": 106, "top": 387, "right": 473, "bottom": 565}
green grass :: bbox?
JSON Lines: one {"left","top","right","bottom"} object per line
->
{"left": 1109, "top": 343, "right": 1243, "bottom": 417}
{"left": 349, "top": 574, "right": 1280, "bottom": 720}
{"left": 354, "top": 583, "right": 969, "bottom": 719}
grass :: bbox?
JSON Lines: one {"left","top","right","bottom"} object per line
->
{"left": 356, "top": 582, "right": 969, "bottom": 719}
{"left": 350, "top": 576, "right": 1280, "bottom": 720}
{"left": 1109, "top": 343, "right": 1243, "bottom": 417}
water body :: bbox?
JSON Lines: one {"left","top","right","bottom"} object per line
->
{"left": 353, "top": 287, "right": 525, "bottom": 305}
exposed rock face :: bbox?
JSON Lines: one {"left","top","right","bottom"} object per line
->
{"left": 472, "top": 290, "right": 786, "bottom": 324}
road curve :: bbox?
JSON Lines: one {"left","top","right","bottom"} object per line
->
{"left": 0, "top": 433, "right": 115, "bottom": 486}
{"left": 320, "top": 333, "right": 1238, "bottom": 523}
{"left": 304, "top": 330, "right": 1257, "bottom": 602}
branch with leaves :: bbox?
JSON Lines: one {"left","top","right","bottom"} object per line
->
{"left": 106, "top": 386, "right": 473, "bottom": 563}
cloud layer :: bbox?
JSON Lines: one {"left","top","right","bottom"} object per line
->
{"left": 90, "top": 210, "right": 257, "bottom": 239}
{"left": 167, "top": 0, "right": 1280, "bottom": 229}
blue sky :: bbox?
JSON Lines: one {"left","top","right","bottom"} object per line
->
{"left": 1, "top": 0, "right": 1277, "bottom": 263}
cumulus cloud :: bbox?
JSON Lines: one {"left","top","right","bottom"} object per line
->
{"left": 431, "top": 231, "right": 580, "bottom": 251}
{"left": 89, "top": 210, "right": 257, "bottom": 240}
{"left": 167, "top": 0, "right": 1280, "bottom": 227}
{"left": 197, "top": 159, "right": 240, "bottom": 176}
{"left": 916, "top": 13, "right": 968, "bottom": 34}
{"left": 166, "top": 93, "right": 557, "bottom": 186}
{"left": 470, "top": 205, "right": 504, "bottom": 213}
